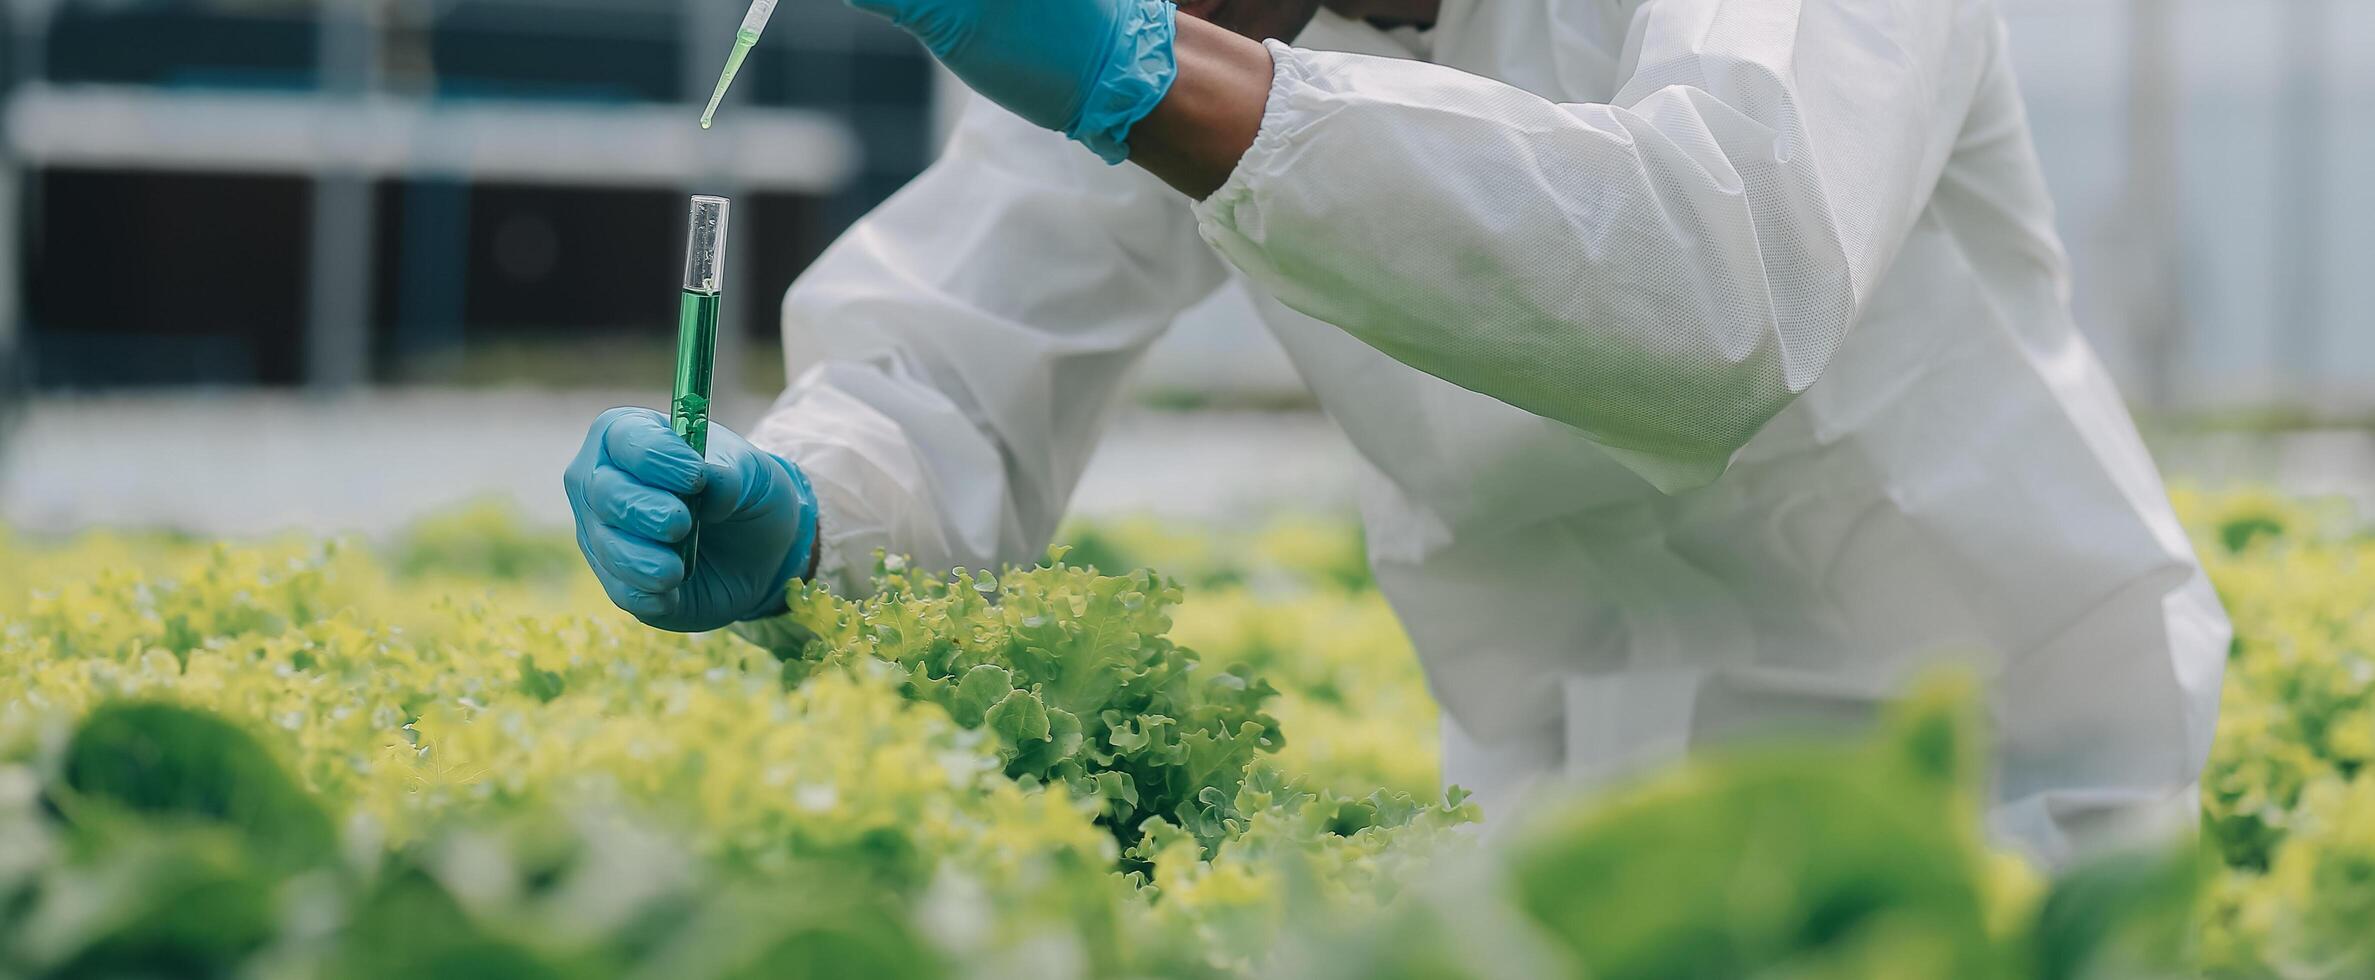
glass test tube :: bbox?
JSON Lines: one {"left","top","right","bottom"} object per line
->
{"left": 674, "top": 195, "right": 728, "bottom": 582}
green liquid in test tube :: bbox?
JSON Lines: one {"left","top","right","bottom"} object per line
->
{"left": 700, "top": 0, "right": 778, "bottom": 129}
{"left": 674, "top": 195, "right": 729, "bottom": 581}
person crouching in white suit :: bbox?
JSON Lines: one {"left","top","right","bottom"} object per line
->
{"left": 563, "top": 0, "right": 2229, "bottom": 869}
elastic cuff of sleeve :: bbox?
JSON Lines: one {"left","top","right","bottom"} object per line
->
{"left": 1194, "top": 39, "right": 1303, "bottom": 215}
{"left": 1070, "top": 0, "right": 1178, "bottom": 165}
{"left": 727, "top": 613, "right": 819, "bottom": 657}
{"left": 809, "top": 525, "right": 856, "bottom": 597}
{"left": 728, "top": 456, "right": 824, "bottom": 656}
{"left": 738, "top": 452, "right": 821, "bottom": 624}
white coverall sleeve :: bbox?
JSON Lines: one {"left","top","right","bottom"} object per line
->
{"left": 745, "top": 96, "right": 1230, "bottom": 597}
{"left": 1195, "top": 0, "right": 1992, "bottom": 491}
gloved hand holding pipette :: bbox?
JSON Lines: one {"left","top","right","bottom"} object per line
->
{"left": 706, "top": 0, "right": 1177, "bottom": 163}
{"left": 843, "top": 0, "right": 1177, "bottom": 163}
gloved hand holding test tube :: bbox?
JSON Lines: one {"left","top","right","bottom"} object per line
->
{"left": 563, "top": 190, "right": 817, "bottom": 633}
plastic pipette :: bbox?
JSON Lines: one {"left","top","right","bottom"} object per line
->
{"left": 699, "top": 0, "right": 778, "bottom": 129}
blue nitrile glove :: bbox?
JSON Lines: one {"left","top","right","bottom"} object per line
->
{"left": 562, "top": 407, "right": 819, "bottom": 633}
{"left": 848, "top": 0, "right": 1177, "bottom": 163}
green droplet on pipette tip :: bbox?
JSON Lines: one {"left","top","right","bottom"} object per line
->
{"left": 699, "top": 28, "right": 762, "bottom": 129}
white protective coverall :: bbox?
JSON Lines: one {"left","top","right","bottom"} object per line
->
{"left": 744, "top": 0, "right": 2229, "bottom": 866}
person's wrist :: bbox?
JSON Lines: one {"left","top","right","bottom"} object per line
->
{"left": 1123, "top": 13, "right": 1272, "bottom": 196}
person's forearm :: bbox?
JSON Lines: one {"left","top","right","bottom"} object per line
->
{"left": 1128, "top": 14, "right": 1274, "bottom": 199}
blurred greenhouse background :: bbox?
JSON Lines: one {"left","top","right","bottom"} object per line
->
{"left": 0, "top": 0, "right": 2370, "bottom": 535}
